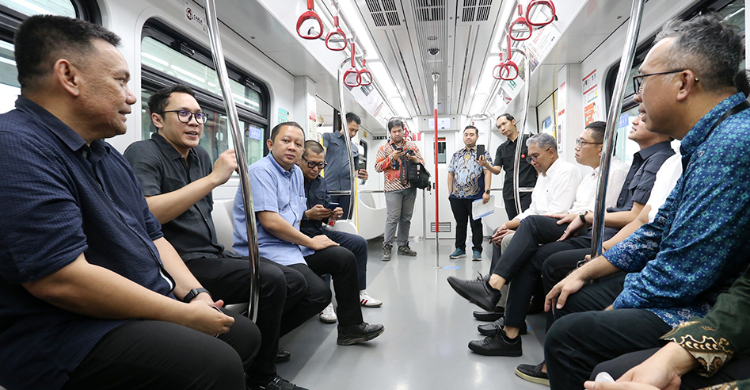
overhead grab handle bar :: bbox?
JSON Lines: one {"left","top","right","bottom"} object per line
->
{"left": 526, "top": 0, "right": 556, "bottom": 27}
{"left": 343, "top": 42, "right": 361, "bottom": 87}
{"left": 325, "top": 16, "right": 347, "bottom": 51}
{"left": 204, "top": 0, "right": 260, "bottom": 322}
{"left": 297, "top": 0, "right": 323, "bottom": 40}
{"left": 358, "top": 59, "right": 372, "bottom": 86}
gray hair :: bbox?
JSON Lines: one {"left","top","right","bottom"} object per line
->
{"left": 526, "top": 133, "right": 557, "bottom": 151}
{"left": 654, "top": 14, "right": 743, "bottom": 93}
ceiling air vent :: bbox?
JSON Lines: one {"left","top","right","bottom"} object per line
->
{"left": 415, "top": 0, "right": 445, "bottom": 21}
{"left": 460, "top": 0, "right": 492, "bottom": 22}
{"left": 366, "top": 0, "right": 401, "bottom": 27}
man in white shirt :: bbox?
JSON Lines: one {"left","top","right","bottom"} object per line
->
{"left": 448, "top": 133, "right": 582, "bottom": 310}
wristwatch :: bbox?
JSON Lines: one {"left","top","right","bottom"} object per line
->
{"left": 183, "top": 287, "right": 211, "bottom": 303}
{"left": 579, "top": 210, "right": 589, "bottom": 223}
{"left": 484, "top": 190, "right": 491, "bottom": 195}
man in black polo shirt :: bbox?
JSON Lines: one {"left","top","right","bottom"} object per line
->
{"left": 478, "top": 113, "right": 537, "bottom": 219}
{"left": 125, "top": 84, "right": 311, "bottom": 390}
{"left": 0, "top": 16, "right": 259, "bottom": 390}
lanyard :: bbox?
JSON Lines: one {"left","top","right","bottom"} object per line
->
{"left": 682, "top": 99, "right": 750, "bottom": 173}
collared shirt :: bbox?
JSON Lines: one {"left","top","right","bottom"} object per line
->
{"left": 124, "top": 133, "right": 224, "bottom": 259}
{"left": 493, "top": 134, "right": 538, "bottom": 200}
{"left": 322, "top": 131, "right": 359, "bottom": 191}
{"left": 646, "top": 154, "right": 682, "bottom": 223}
{"left": 0, "top": 97, "right": 174, "bottom": 390}
{"left": 301, "top": 175, "right": 331, "bottom": 237}
{"left": 515, "top": 158, "right": 582, "bottom": 220}
{"left": 374, "top": 140, "right": 425, "bottom": 192}
{"left": 613, "top": 141, "right": 675, "bottom": 212}
{"left": 606, "top": 93, "right": 750, "bottom": 327}
{"left": 233, "top": 153, "right": 312, "bottom": 266}
{"left": 448, "top": 146, "right": 492, "bottom": 199}
{"left": 568, "top": 157, "right": 630, "bottom": 215}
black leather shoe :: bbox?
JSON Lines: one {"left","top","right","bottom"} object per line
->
{"left": 337, "top": 322, "right": 385, "bottom": 345}
{"left": 515, "top": 362, "right": 549, "bottom": 386}
{"left": 478, "top": 316, "right": 527, "bottom": 336}
{"left": 468, "top": 330, "right": 522, "bottom": 356}
{"left": 247, "top": 375, "right": 308, "bottom": 390}
{"left": 446, "top": 274, "right": 501, "bottom": 311}
{"left": 275, "top": 349, "right": 291, "bottom": 363}
{"left": 473, "top": 307, "right": 505, "bottom": 321}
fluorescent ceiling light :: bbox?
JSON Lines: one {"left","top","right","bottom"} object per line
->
{"left": 171, "top": 65, "right": 206, "bottom": 83}
{"left": 368, "top": 60, "right": 399, "bottom": 98}
{"left": 338, "top": 0, "right": 379, "bottom": 59}
{"left": 142, "top": 52, "right": 168, "bottom": 67}
{"left": 490, "top": 0, "right": 521, "bottom": 54}
{"left": 390, "top": 97, "right": 410, "bottom": 118}
{"left": 469, "top": 93, "right": 488, "bottom": 116}
{"left": 474, "top": 56, "right": 499, "bottom": 97}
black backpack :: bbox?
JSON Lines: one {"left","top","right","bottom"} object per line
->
{"left": 405, "top": 160, "right": 431, "bottom": 189}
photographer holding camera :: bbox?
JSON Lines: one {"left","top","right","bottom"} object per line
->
{"left": 375, "top": 119, "right": 425, "bottom": 261}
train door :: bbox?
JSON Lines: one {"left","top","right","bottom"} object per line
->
{"left": 422, "top": 130, "right": 457, "bottom": 239}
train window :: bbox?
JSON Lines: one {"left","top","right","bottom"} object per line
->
{"left": 140, "top": 21, "right": 270, "bottom": 167}
{"left": 437, "top": 138, "right": 446, "bottom": 164}
{"left": 0, "top": 0, "right": 99, "bottom": 114}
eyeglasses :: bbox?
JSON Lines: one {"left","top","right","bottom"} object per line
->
{"left": 302, "top": 156, "right": 327, "bottom": 169}
{"left": 632, "top": 69, "right": 699, "bottom": 94}
{"left": 575, "top": 138, "right": 603, "bottom": 147}
{"left": 163, "top": 110, "right": 209, "bottom": 124}
{"left": 525, "top": 147, "right": 552, "bottom": 163}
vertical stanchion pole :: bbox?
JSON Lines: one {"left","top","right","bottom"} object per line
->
{"left": 433, "top": 73, "right": 440, "bottom": 268}
{"left": 204, "top": 0, "right": 259, "bottom": 321}
{"left": 591, "top": 0, "right": 644, "bottom": 258}
{"left": 338, "top": 50, "right": 357, "bottom": 220}
{"left": 511, "top": 47, "right": 532, "bottom": 215}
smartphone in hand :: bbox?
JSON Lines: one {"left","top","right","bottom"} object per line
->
{"left": 327, "top": 202, "right": 340, "bottom": 211}
{"left": 476, "top": 144, "right": 486, "bottom": 156}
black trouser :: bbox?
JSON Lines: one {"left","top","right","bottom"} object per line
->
{"left": 542, "top": 248, "right": 591, "bottom": 331}
{"left": 543, "top": 274, "right": 674, "bottom": 390}
{"left": 592, "top": 348, "right": 750, "bottom": 389}
{"left": 449, "top": 197, "right": 484, "bottom": 253}
{"left": 185, "top": 255, "right": 307, "bottom": 383}
{"left": 503, "top": 237, "right": 590, "bottom": 330}
{"left": 503, "top": 193, "right": 533, "bottom": 220}
{"left": 491, "top": 215, "right": 570, "bottom": 279}
{"left": 331, "top": 194, "right": 353, "bottom": 220}
{"left": 294, "top": 246, "right": 364, "bottom": 327}
{"left": 62, "top": 311, "right": 261, "bottom": 390}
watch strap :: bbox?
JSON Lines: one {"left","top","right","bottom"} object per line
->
{"left": 183, "top": 287, "right": 211, "bottom": 303}
{"left": 579, "top": 212, "right": 587, "bottom": 223}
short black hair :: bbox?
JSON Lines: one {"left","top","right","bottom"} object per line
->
{"left": 15, "top": 15, "right": 121, "bottom": 92}
{"left": 303, "top": 140, "right": 325, "bottom": 159}
{"left": 346, "top": 112, "right": 361, "bottom": 125}
{"left": 271, "top": 121, "right": 305, "bottom": 142}
{"left": 585, "top": 121, "right": 607, "bottom": 143}
{"left": 148, "top": 84, "right": 196, "bottom": 118}
{"left": 497, "top": 113, "right": 515, "bottom": 122}
{"left": 387, "top": 118, "right": 404, "bottom": 132}
{"left": 464, "top": 125, "right": 478, "bottom": 136}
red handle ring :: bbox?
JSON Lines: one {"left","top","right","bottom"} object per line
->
{"left": 344, "top": 69, "right": 361, "bottom": 87}
{"left": 297, "top": 11, "right": 323, "bottom": 39}
{"left": 508, "top": 5, "right": 532, "bottom": 41}
{"left": 325, "top": 16, "right": 347, "bottom": 51}
{"left": 526, "top": 0, "right": 556, "bottom": 27}
{"left": 358, "top": 59, "right": 372, "bottom": 86}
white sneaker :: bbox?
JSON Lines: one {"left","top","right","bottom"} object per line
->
{"left": 359, "top": 290, "right": 383, "bottom": 307}
{"left": 319, "top": 303, "right": 337, "bottom": 323}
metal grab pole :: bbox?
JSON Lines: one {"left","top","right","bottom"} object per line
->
{"left": 204, "top": 0, "right": 260, "bottom": 321}
{"left": 338, "top": 53, "right": 357, "bottom": 220}
{"left": 433, "top": 73, "right": 440, "bottom": 267}
{"left": 511, "top": 47, "right": 532, "bottom": 215}
{"left": 591, "top": 0, "right": 644, "bottom": 258}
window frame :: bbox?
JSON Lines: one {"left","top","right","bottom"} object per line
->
{"left": 0, "top": 0, "right": 100, "bottom": 42}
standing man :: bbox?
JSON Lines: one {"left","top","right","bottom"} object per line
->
{"left": 0, "top": 15, "right": 260, "bottom": 390}
{"left": 447, "top": 125, "right": 493, "bottom": 261}
{"left": 375, "top": 118, "right": 425, "bottom": 261}
{"left": 323, "top": 112, "right": 369, "bottom": 219}
{"left": 478, "top": 114, "right": 538, "bottom": 219}
{"left": 124, "top": 84, "right": 312, "bottom": 390}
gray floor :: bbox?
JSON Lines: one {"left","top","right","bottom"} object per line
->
{"left": 277, "top": 238, "right": 549, "bottom": 390}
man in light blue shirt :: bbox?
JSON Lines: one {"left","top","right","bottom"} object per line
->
{"left": 234, "top": 122, "right": 384, "bottom": 346}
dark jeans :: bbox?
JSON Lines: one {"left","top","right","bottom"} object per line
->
{"left": 325, "top": 229, "right": 369, "bottom": 290}
{"left": 503, "top": 237, "right": 591, "bottom": 329}
{"left": 330, "top": 194, "right": 353, "bottom": 220}
{"left": 62, "top": 312, "right": 261, "bottom": 390}
{"left": 184, "top": 255, "right": 307, "bottom": 383}
{"left": 544, "top": 274, "right": 674, "bottom": 390}
{"left": 449, "top": 197, "right": 484, "bottom": 253}
{"left": 503, "top": 193, "right": 533, "bottom": 220}
{"left": 592, "top": 348, "right": 750, "bottom": 389}
{"left": 491, "top": 215, "right": 571, "bottom": 279}
{"left": 297, "top": 246, "right": 364, "bottom": 327}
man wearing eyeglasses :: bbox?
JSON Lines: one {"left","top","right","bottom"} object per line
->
{"left": 125, "top": 85, "right": 313, "bottom": 390}
{"left": 298, "top": 140, "right": 383, "bottom": 325}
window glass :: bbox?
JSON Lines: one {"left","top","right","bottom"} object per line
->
{"left": 0, "top": 40, "right": 18, "bottom": 113}
{"left": 141, "top": 37, "right": 261, "bottom": 114}
{"left": 0, "top": 0, "right": 75, "bottom": 17}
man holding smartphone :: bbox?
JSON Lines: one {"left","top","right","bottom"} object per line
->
{"left": 447, "top": 125, "right": 493, "bottom": 261}
{"left": 299, "top": 140, "right": 383, "bottom": 324}
{"left": 322, "top": 112, "right": 368, "bottom": 219}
